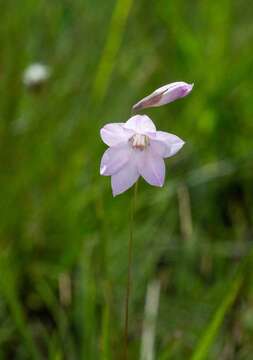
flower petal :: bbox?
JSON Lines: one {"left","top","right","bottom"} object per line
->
{"left": 150, "top": 131, "right": 185, "bottom": 158}
{"left": 124, "top": 115, "right": 156, "bottom": 134}
{"left": 137, "top": 149, "right": 165, "bottom": 187}
{"left": 100, "top": 123, "right": 133, "bottom": 146}
{"left": 100, "top": 145, "right": 130, "bottom": 176}
{"left": 111, "top": 161, "right": 139, "bottom": 196}
{"left": 132, "top": 82, "right": 193, "bottom": 111}
{"left": 149, "top": 140, "right": 167, "bottom": 157}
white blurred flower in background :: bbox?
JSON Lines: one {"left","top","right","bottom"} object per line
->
{"left": 23, "top": 63, "right": 51, "bottom": 91}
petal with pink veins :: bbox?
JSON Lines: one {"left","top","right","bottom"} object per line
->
{"left": 100, "top": 123, "right": 133, "bottom": 147}
{"left": 100, "top": 145, "right": 130, "bottom": 176}
{"left": 124, "top": 115, "right": 156, "bottom": 134}
{"left": 111, "top": 161, "right": 139, "bottom": 196}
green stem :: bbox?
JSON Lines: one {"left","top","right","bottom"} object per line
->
{"left": 124, "top": 181, "right": 138, "bottom": 359}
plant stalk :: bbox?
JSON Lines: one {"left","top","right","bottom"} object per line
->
{"left": 124, "top": 181, "right": 138, "bottom": 359}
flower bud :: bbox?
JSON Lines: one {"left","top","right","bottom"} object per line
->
{"left": 132, "top": 82, "right": 193, "bottom": 112}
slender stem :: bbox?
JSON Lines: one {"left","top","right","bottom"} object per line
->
{"left": 124, "top": 181, "right": 138, "bottom": 359}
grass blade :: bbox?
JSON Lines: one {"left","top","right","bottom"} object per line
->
{"left": 92, "top": 0, "right": 134, "bottom": 104}
{"left": 190, "top": 272, "right": 243, "bottom": 360}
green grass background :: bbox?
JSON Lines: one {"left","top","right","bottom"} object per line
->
{"left": 1, "top": 0, "right": 253, "bottom": 358}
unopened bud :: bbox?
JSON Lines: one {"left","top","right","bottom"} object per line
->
{"left": 132, "top": 82, "right": 193, "bottom": 112}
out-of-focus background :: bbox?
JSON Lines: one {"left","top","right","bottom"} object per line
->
{"left": 1, "top": 0, "right": 253, "bottom": 359}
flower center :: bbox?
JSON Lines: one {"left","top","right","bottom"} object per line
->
{"left": 130, "top": 133, "right": 149, "bottom": 150}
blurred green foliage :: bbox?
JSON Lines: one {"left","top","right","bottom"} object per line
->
{"left": 0, "top": 0, "right": 253, "bottom": 358}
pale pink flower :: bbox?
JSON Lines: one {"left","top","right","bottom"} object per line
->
{"left": 132, "top": 82, "right": 193, "bottom": 111}
{"left": 100, "top": 115, "right": 185, "bottom": 196}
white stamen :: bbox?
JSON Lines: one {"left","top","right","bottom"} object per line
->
{"left": 130, "top": 134, "right": 149, "bottom": 150}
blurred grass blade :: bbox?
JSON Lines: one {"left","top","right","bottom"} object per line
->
{"left": 92, "top": 0, "right": 134, "bottom": 104}
{"left": 0, "top": 254, "right": 41, "bottom": 359}
{"left": 140, "top": 279, "right": 161, "bottom": 360}
{"left": 101, "top": 296, "right": 111, "bottom": 360}
{"left": 190, "top": 272, "right": 243, "bottom": 360}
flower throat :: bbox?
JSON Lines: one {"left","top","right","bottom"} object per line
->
{"left": 129, "top": 134, "right": 150, "bottom": 151}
